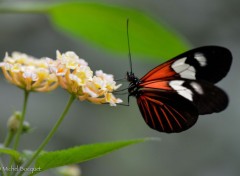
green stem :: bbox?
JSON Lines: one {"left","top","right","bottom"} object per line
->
{"left": 8, "top": 91, "right": 29, "bottom": 172}
{"left": 3, "top": 130, "right": 15, "bottom": 148}
{"left": 13, "top": 91, "right": 30, "bottom": 151}
{"left": 17, "top": 94, "right": 75, "bottom": 176}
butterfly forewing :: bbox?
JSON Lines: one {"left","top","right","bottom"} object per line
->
{"left": 140, "top": 46, "right": 232, "bottom": 83}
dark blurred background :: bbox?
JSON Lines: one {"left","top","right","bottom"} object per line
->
{"left": 0, "top": 0, "right": 239, "bottom": 176}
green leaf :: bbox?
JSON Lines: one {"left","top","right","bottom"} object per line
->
{"left": 0, "top": 147, "right": 21, "bottom": 162}
{"left": 49, "top": 2, "right": 190, "bottom": 60}
{"left": 35, "top": 138, "right": 156, "bottom": 173}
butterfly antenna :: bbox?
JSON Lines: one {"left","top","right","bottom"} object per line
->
{"left": 127, "top": 18, "right": 133, "bottom": 74}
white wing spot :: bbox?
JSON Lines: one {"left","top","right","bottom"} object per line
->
{"left": 190, "top": 82, "right": 204, "bottom": 94}
{"left": 194, "top": 53, "right": 207, "bottom": 67}
{"left": 169, "top": 80, "right": 193, "bottom": 101}
{"left": 171, "top": 58, "right": 196, "bottom": 80}
{"left": 172, "top": 57, "right": 187, "bottom": 67}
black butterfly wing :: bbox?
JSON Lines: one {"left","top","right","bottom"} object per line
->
{"left": 140, "top": 46, "right": 232, "bottom": 84}
{"left": 136, "top": 89, "right": 199, "bottom": 133}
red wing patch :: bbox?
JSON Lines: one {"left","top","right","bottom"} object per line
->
{"left": 139, "top": 80, "right": 172, "bottom": 91}
{"left": 140, "top": 59, "right": 178, "bottom": 82}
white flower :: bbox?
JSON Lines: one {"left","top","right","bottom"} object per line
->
{"left": 52, "top": 51, "right": 122, "bottom": 106}
{"left": 57, "top": 50, "right": 88, "bottom": 69}
{"left": 105, "top": 93, "right": 123, "bottom": 106}
{"left": 0, "top": 52, "right": 58, "bottom": 92}
{"left": 23, "top": 67, "right": 38, "bottom": 81}
{"left": 95, "top": 70, "right": 122, "bottom": 91}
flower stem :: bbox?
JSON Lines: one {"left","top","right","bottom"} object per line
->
{"left": 13, "top": 90, "right": 29, "bottom": 151}
{"left": 3, "top": 130, "right": 15, "bottom": 147}
{"left": 13, "top": 90, "right": 29, "bottom": 147}
{"left": 8, "top": 90, "right": 29, "bottom": 171}
{"left": 17, "top": 94, "right": 75, "bottom": 176}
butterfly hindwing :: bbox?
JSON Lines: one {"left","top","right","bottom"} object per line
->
{"left": 168, "top": 80, "right": 229, "bottom": 114}
{"left": 140, "top": 46, "right": 232, "bottom": 83}
{"left": 136, "top": 89, "right": 198, "bottom": 133}
{"left": 139, "top": 78, "right": 229, "bottom": 114}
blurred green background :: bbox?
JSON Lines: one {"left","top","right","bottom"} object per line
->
{"left": 0, "top": 0, "right": 239, "bottom": 176}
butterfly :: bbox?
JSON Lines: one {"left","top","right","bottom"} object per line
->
{"left": 127, "top": 46, "right": 232, "bottom": 133}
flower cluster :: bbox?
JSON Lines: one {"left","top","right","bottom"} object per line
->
{"left": 0, "top": 51, "right": 122, "bottom": 106}
{"left": 0, "top": 52, "right": 58, "bottom": 92}
{"left": 48, "top": 51, "right": 122, "bottom": 106}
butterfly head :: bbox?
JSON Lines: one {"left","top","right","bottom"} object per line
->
{"left": 126, "top": 71, "right": 138, "bottom": 82}
{"left": 127, "top": 71, "right": 140, "bottom": 96}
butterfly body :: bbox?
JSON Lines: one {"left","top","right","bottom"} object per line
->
{"left": 127, "top": 46, "right": 232, "bottom": 133}
{"left": 127, "top": 72, "right": 140, "bottom": 96}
